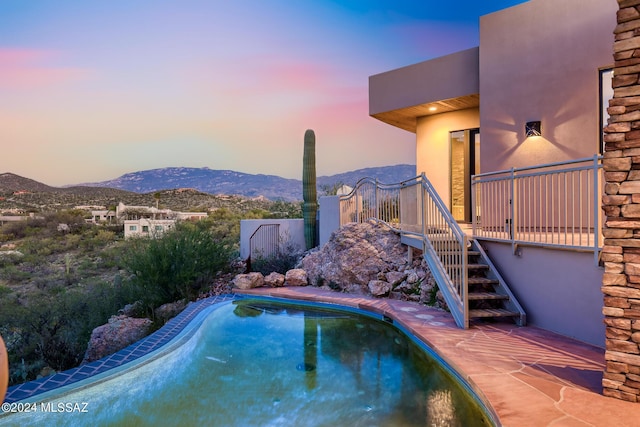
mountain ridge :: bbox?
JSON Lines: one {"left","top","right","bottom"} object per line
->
{"left": 1, "top": 165, "right": 416, "bottom": 202}
{"left": 76, "top": 165, "right": 416, "bottom": 201}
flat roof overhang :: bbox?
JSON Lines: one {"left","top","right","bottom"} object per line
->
{"left": 369, "top": 47, "right": 480, "bottom": 133}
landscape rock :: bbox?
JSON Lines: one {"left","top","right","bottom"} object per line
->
{"left": 0, "top": 250, "right": 23, "bottom": 260}
{"left": 82, "top": 315, "right": 152, "bottom": 364}
{"left": 285, "top": 269, "right": 308, "bottom": 286}
{"left": 264, "top": 272, "right": 285, "bottom": 287}
{"left": 155, "top": 300, "right": 187, "bottom": 324}
{"left": 385, "top": 271, "right": 406, "bottom": 286}
{"left": 298, "top": 220, "right": 438, "bottom": 305}
{"left": 233, "top": 272, "right": 265, "bottom": 289}
{"left": 368, "top": 280, "right": 392, "bottom": 297}
{"left": 301, "top": 221, "right": 408, "bottom": 292}
{"left": 118, "top": 300, "right": 145, "bottom": 317}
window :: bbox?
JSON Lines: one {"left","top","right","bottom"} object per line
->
{"left": 142, "top": 226, "right": 149, "bottom": 233}
{"left": 155, "top": 225, "right": 163, "bottom": 231}
{"left": 129, "top": 225, "right": 137, "bottom": 231}
{"left": 600, "top": 68, "right": 614, "bottom": 153}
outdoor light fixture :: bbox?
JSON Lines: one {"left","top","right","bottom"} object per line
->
{"left": 525, "top": 121, "right": 542, "bottom": 138}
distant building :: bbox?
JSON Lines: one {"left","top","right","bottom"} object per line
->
{"left": 124, "top": 218, "right": 177, "bottom": 238}
{"left": 116, "top": 202, "right": 208, "bottom": 238}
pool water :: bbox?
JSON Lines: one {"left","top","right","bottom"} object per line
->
{"left": 0, "top": 298, "right": 494, "bottom": 426}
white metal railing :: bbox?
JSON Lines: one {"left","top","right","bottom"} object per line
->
{"left": 340, "top": 174, "right": 469, "bottom": 328}
{"left": 471, "top": 155, "right": 602, "bottom": 264}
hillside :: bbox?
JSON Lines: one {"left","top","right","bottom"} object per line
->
{"left": 78, "top": 164, "right": 416, "bottom": 201}
{"left": 0, "top": 165, "right": 416, "bottom": 210}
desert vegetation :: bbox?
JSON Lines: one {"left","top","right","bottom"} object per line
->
{"left": 0, "top": 197, "right": 301, "bottom": 386}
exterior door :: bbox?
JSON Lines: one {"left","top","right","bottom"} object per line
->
{"left": 450, "top": 129, "right": 480, "bottom": 222}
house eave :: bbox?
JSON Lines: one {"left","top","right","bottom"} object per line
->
{"left": 369, "top": 46, "right": 480, "bottom": 133}
{"left": 371, "top": 94, "right": 480, "bottom": 133}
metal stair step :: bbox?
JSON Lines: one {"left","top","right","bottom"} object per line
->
{"left": 469, "top": 308, "right": 520, "bottom": 318}
{"left": 468, "top": 277, "right": 498, "bottom": 285}
{"left": 467, "top": 263, "right": 489, "bottom": 270}
{"left": 439, "top": 250, "right": 480, "bottom": 256}
{"left": 468, "top": 292, "right": 510, "bottom": 301}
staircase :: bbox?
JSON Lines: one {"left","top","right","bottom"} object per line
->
{"left": 340, "top": 172, "right": 526, "bottom": 329}
{"left": 466, "top": 240, "right": 525, "bottom": 325}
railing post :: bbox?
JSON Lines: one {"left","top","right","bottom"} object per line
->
{"left": 420, "top": 174, "right": 426, "bottom": 238}
{"left": 355, "top": 188, "right": 360, "bottom": 223}
{"left": 510, "top": 167, "right": 516, "bottom": 254}
{"left": 471, "top": 175, "right": 477, "bottom": 236}
{"left": 462, "top": 234, "right": 469, "bottom": 329}
{"left": 593, "top": 154, "right": 600, "bottom": 265}
{"left": 375, "top": 179, "right": 379, "bottom": 221}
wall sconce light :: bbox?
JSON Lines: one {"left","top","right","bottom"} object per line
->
{"left": 525, "top": 121, "right": 542, "bottom": 138}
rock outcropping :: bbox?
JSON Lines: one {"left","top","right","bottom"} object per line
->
{"left": 82, "top": 315, "right": 152, "bottom": 364}
{"left": 234, "top": 220, "right": 440, "bottom": 306}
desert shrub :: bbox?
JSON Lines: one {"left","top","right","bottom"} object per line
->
{"left": 0, "top": 264, "right": 30, "bottom": 282}
{"left": 120, "top": 221, "right": 235, "bottom": 310}
{"left": 0, "top": 218, "right": 44, "bottom": 239}
{"left": 0, "top": 280, "right": 138, "bottom": 385}
{"left": 250, "top": 238, "right": 303, "bottom": 275}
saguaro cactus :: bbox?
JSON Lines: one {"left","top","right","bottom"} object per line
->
{"left": 303, "top": 129, "right": 317, "bottom": 249}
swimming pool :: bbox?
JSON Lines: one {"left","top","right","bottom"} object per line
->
{"left": 0, "top": 297, "right": 495, "bottom": 426}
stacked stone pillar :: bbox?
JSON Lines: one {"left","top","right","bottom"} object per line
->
{"left": 602, "top": 0, "right": 640, "bottom": 403}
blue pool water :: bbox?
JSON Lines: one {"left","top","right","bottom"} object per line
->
{"left": 0, "top": 298, "right": 494, "bottom": 426}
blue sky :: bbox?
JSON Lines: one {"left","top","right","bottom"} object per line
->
{"left": 0, "top": 0, "right": 528, "bottom": 186}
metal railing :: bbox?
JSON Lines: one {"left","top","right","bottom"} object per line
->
{"left": 340, "top": 174, "right": 469, "bottom": 328}
{"left": 471, "top": 155, "right": 603, "bottom": 263}
{"left": 249, "top": 224, "right": 280, "bottom": 262}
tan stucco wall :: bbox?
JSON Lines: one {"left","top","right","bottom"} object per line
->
{"left": 416, "top": 108, "right": 479, "bottom": 208}
{"left": 479, "top": 0, "right": 616, "bottom": 173}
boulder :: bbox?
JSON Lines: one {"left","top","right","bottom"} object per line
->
{"left": 155, "top": 300, "right": 187, "bottom": 324}
{"left": 233, "top": 272, "right": 265, "bottom": 290}
{"left": 285, "top": 269, "right": 308, "bottom": 286}
{"left": 118, "top": 300, "right": 145, "bottom": 317}
{"left": 264, "top": 272, "right": 285, "bottom": 287}
{"left": 385, "top": 271, "right": 406, "bottom": 286}
{"left": 301, "top": 221, "right": 408, "bottom": 292}
{"left": 82, "top": 315, "right": 152, "bottom": 364}
{"left": 368, "top": 280, "right": 392, "bottom": 297}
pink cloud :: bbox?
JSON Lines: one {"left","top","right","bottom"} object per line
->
{"left": 0, "top": 48, "right": 92, "bottom": 90}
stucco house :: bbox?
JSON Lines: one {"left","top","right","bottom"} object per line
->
{"left": 118, "top": 202, "right": 208, "bottom": 238}
{"left": 331, "top": 0, "right": 617, "bottom": 347}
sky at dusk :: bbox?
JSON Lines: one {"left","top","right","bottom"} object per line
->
{"left": 1, "top": 0, "right": 528, "bottom": 186}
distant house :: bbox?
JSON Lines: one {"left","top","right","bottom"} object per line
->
{"left": 117, "top": 202, "right": 208, "bottom": 238}
{"left": 124, "top": 218, "right": 177, "bottom": 238}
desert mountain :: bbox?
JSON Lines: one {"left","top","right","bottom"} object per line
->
{"left": 77, "top": 165, "right": 416, "bottom": 201}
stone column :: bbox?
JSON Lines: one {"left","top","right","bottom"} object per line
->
{"left": 602, "top": 0, "right": 640, "bottom": 403}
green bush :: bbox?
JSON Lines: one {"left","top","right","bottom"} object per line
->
{"left": 120, "top": 221, "right": 235, "bottom": 310}
{"left": 250, "top": 238, "right": 302, "bottom": 275}
{"left": 0, "top": 280, "right": 138, "bottom": 385}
